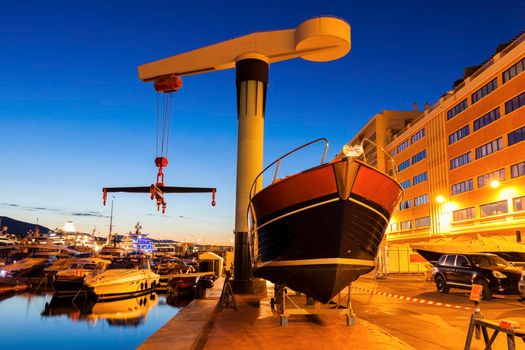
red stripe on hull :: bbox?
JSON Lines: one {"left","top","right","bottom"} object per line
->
{"left": 252, "top": 164, "right": 337, "bottom": 220}
{"left": 352, "top": 165, "right": 402, "bottom": 214}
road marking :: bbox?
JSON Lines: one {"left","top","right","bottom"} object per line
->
{"left": 351, "top": 285, "right": 472, "bottom": 311}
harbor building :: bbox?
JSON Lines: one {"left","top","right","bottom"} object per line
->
{"left": 346, "top": 32, "right": 525, "bottom": 257}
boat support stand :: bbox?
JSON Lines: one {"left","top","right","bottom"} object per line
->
{"left": 270, "top": 284, "right": 355, "bottom": 327}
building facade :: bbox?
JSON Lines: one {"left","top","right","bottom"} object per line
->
{"left": 347, "top": 32, "right": 525, "bottom": 246}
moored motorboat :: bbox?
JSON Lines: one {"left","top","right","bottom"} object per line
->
{"left": 0, "top": 253, "right": 58, "bottom": 278}
{"left": 52, "top": 257, "right": 112, "bottom": 297}
{"left": 83, "top": 258, "right": 160, "bottom": 300}
{"left": 249, "top": 139, "right": 403, "bottom": 303}
{"left": 98, "top": 246, "right": 127, "bottom": 260}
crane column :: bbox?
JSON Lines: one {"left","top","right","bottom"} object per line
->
{"left": 232, "top": 54, "right": 268, "bottom": 293}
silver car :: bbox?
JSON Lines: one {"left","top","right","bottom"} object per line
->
{"left": 519, "top": 270, "right": 525, "bottom": 299}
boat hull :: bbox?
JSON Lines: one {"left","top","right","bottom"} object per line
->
{"left": 84, "top": 270, "right": 160, "bottom": 301}
{"left": 251, "top": 158, "right": 402, "bottom": 303}
{"left": 52, "top": 278, "right": 87, "bottom": 297}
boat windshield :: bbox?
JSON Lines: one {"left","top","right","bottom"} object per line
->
{"left": 108, "top": 258, "right": 148, "bottom": 269}
{"left": 469, "top": 255, "right": 509, "bottom": 268}
{"left": 70, "top": 263, "right": 98, "bottom": 270}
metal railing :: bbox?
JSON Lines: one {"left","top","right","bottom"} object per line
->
{"left": 359, "top": 137, "right": 398, "bottom": 180}
{"left": 247, "top": 137, "right": 329, "bottom": 201}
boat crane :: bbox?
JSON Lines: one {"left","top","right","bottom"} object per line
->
{"left": 136, "top": 17, "right": 351, "bottom": 291}
{"left": 102, "top": 70, "right": 216, "bottom": 214}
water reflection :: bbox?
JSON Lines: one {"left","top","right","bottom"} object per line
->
{"left": 0, "top": 292, "right": 181, "bottom": 350}
{"left": 43, "top": 293, "right": 160, "bottom": 327}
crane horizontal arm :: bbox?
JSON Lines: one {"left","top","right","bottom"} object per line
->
{"left": 138, "top": 17, "right": 350, "bottom": 82}
{"left": 102, "top": 185, "right": 216, "bottom": 194}
{"left": 159, "top": 186, "right": 216, "bottom": 193}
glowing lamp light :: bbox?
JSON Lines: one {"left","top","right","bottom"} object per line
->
{"left": 436, "top": 195, "right": 445, "bottom": 204}
{"left": 490, "top": 180, "right": 500, "bottom": 188}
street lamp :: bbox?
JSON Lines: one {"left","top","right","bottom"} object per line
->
{"left": 436, "top": 195, "right": 445, "bottom": 204}
{"left": 490, "top": 180, "right": 501, "bottom": 189}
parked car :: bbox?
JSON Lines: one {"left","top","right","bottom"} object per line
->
{"left": 519, "top": 271, "right": 525, "bottom": 299}
{"left": 432, "top": 253, "right": 522, "bottom": 300}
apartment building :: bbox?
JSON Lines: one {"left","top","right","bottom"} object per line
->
{"left": 347, "top": 32, "right": 525, "bottom": 245}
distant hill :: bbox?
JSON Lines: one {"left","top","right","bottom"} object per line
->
{"left": 0, "top": 216, "right": 50, "bottom": 237}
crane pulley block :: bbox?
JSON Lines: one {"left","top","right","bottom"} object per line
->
{"left": 154, "top": 75, "right": 183, "bottom": 93}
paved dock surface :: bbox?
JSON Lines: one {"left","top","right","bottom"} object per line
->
{"left": 139, "top": 279, "right": 413, "bottom": 350}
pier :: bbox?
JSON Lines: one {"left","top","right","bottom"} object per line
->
{"left": 139, "top": 278, "right": 412, "bottom": 350}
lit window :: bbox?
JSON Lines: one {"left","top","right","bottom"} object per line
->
{"left": 390, "top": 223, "right": 399, "bottom": 232}
{"left": 451, "top": 179, "right": 474, "bottom": 195}
{"left": 480, "top": 200, "right": 508, "bottom": 217}
{"left": 511, "top": 161, "right": 525, "bottom": 178}
{"left": 450, "top": 152, "right": 472, "bottom": 170}
{"left": 400, "top": 220, "right": 412, "bottom": 230}
{"left": 453, "top": 207, "right": 475, "bottom": 221}
{"left": 399, "top": 199, "right": 412, "bottom": 210}
{"left": 477, "top": 169, "right": 505, "bottom": 188}
{"left": 514, "top": 196, "right": 525, "bottom": 212}
{"left": 414, "top": 194, "right": 429, "bottom": 206}
{"left": 415, "top": 216, "right": 430, "bottom": 227}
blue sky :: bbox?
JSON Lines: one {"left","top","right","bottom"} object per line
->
{"left": 1, "top": 1, "right": 524, "bottom": 244}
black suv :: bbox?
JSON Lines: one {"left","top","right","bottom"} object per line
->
{"left": 432, "top": 253, "right": 523, "bottom": 300}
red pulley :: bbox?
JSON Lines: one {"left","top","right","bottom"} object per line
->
{"left": 155, "top": 157, "right": 169, "bottom": 168}
{"left": 154, "top": 75, "right": 183, "bottom": 93}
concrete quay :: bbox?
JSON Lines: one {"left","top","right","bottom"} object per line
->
{"left": 139, "top": 278, "right": 413, "bottom": 350}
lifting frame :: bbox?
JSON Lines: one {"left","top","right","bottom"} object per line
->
{"left": 270, "top": 284, "right": 355, "bottom": 327}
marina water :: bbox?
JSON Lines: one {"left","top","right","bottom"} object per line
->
{"left": 0, "top": 292, "right": 180, "bottom": 350}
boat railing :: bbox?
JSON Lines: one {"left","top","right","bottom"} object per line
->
{"left": 248, "top": 137, "right": 329, "bottom": 201}
{"left": 358, "top": 137, "right": 399, "bottom": 180}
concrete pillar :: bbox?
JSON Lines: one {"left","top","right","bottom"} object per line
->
{"left": 232, "top": 54, "right": 268, "bottom": 293}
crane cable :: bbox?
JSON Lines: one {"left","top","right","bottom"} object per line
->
{"left": 156, "top": 91, "right": 174, "bottom": 159}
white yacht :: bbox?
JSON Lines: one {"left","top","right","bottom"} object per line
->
{"left": 98, "top": 246, "right": 127, "bottom": 260}
{"left": 52, "top": 257, "right": 112, "bottom": 297}
{"left": 83, "top": 258, "right": 160, "bottom": 300}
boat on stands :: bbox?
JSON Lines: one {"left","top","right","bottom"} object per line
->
{"left": 51, "top": 257, "right": 112, "bottom": 297}
{"left": 83, "top": 258, "right": 160, "bottom": 300}
{"left": 249, "top": 138, "right": 403, "bottom": 303}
